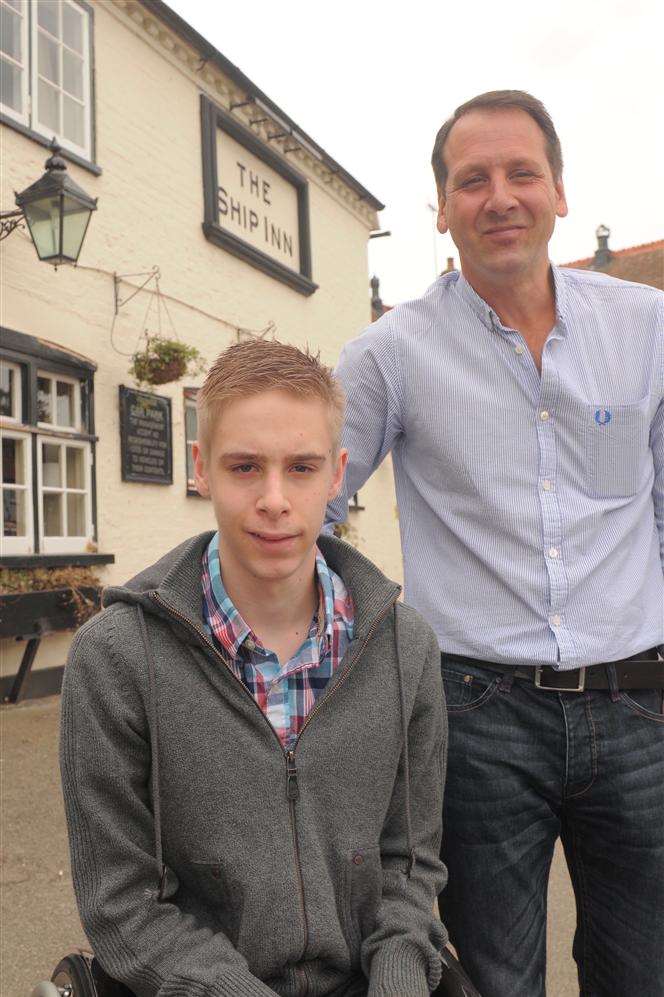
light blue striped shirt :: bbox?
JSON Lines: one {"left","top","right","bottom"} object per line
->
{"left": 328, "top": 266, "right": 664, "bottom": 669}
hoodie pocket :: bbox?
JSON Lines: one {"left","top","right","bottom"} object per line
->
{"left": 342, "top": 846, "right": 382, "bottom": 955}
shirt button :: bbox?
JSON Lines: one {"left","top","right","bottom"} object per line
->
{"left": 548, "top": 546, "right": 559, "bottom": 559}
{"left": 542, "top": 479, "right": 552, "bottom": 491}
{"left": 540, "top": 410, "right": 550, "bottom": 421}
{"left": 550, "top": 614, "right": 562, "bottom": 627}
{"left": 515, "top": 344, "right": 525, "bottom": 355}
{"left": 352, "top": 852, "right": 364, "bottom": 866}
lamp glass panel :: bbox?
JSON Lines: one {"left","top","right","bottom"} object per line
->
{"left": 0, "top": 5, "right": 21, "bottom": 60}
{"left": 66, "top": 446, "right": 84, "bottom": 487}
{"left": 37, "top": 0, "right": 59, "bottom": 37}
{"left": 42, "top": 442, "right": 61, "bottom": 487}
{"left": 43, "top": 491, "right": 63, "bottom": 535}
{"left": 63, "top": 4, "right": 83, "bottom": 54}
{"left": 66, "top": 492, "right": 85, "bottom": 535}
{"left": 37, "top": 77, "right": 60, "bottom": 131}
{"left": 3, "top": 488, "right": 25, "bottom": 536}
{"left": 37, "top": 376, "right": 52, "bottom": 421}
{"left": 0, "top": 55, "right": 22, "bottom": 112}
{"left": 24, "top": 195, "right": 62, "bottom": 260}
{"left": 38, "top": 32, "right": 59, "bottom": 84}
{"left": 57, "top": 381, "right": 75, "bottom": 427}
{"left": 0, "top": 366, "right": 14, "bottom": 418}
{"left": 61, "top": 195, "right": 91, "bottom": 261}
{"left": 63, "top": 93, "right": 84, "bottom": 147}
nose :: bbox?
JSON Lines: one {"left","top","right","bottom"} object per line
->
{"left": 256, "top": 471, "right": 290, "bottom": 517}
{"left": 484, "top": 175, "right": 518, "bottom": 215}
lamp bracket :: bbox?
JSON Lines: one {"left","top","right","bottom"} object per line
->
{"left": 113, "top": 266, "right": 161, "bottom": 315}
{"left": 0, "top": 208, "right": 24, "bottom": 241}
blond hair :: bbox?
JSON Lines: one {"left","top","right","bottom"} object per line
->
{"left": 197, "top": 338, "right": 346, "bottom": 454}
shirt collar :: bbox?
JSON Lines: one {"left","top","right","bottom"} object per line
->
{"left": 204, "top": 532, "right": 333, "bottom": 657}
{"left": 454, "top": 264, "right": 568, "bottom": 337}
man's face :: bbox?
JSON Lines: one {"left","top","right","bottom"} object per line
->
{"left": 193, "top": 389, "right": 347, "bottom": 589}
{"left": 436, "top": 108, "right": 567, "bottom": 285}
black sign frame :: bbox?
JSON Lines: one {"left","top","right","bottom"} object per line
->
{"left": 119, "top": 386, "right": 173, "bottom": 485}
{"left": 200, "top": 95, "right": 317, "bottom": 296}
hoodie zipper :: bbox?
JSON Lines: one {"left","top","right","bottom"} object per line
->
{"left": 150, "top": 588, "right": 398, "bottom": 980}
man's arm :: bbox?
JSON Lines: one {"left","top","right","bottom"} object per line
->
{"left": 362, "top": 611, "right": 448, "bottom": 997}
{"left": 60, "top": 611, "right": 275, "bottom": 997}
{"left": 326, "top": 319, "right": 403, "bottom": 527}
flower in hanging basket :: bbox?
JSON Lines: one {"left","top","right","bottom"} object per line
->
{"left": 130, "top": 336, "right": 206, "bottom": 387}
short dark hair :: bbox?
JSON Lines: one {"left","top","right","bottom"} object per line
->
{"left": 431, "top": 90, "right": 563, "bottom": 192}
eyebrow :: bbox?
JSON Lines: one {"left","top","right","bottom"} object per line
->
{"left": 453, "top": 157, "right": 542, "bottom": 178}
{"left": 219, "top": 451, "right": 327, "bottom": 462}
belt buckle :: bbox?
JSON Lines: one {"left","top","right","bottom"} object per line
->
{"left": 534, "top": 666, "right": 586, "bottom": 692}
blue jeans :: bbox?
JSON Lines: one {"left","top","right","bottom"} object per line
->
{"left": 438, "top": 656, "right": 664, "bottom": 997}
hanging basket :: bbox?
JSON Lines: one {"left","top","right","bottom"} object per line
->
{"left": 130, "top": 336, "right": 205, "bottom": 388}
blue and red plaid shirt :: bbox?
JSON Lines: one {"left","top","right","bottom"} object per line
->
{"left": 202, "top": 532, "right": 354, "bottom": 750}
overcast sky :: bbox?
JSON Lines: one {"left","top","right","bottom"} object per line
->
{"left": 166, "top": 0, "right": 663, "bottom": 306}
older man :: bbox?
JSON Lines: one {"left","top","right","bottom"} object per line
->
{"left": 328, "top": 91, "right": 664, "bottom": 996}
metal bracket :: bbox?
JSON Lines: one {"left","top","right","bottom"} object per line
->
{"left": 0, "top": 208, "right": 24, "bottom": 240}
{"left": 113, "top": 266, "right": 160, "bottom": 314}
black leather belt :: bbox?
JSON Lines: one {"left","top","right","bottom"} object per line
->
{"left": 442, "top": 648, "right": 664, "bottom": 692}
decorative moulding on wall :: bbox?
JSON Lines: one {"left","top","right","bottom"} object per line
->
{"left": 200, "top": 96, "right": 317, "bottom": 296}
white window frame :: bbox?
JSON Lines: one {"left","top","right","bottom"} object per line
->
{"left": 1, "top": 427, "right": 34, "bottom": 555}
{"left": 0, "top": 358, "right": 22, "bottom": 422}
{"left": 0, "top": 0, "right": 29, "bottom": 125}
{"left": 184, "top": 389, "right": 198, "bottom": 493}
{"left": 37, "top": 435, "right": 92, "bottom": 553}
{"left": 37, "top": 369, "right": 81, "bottom": 432}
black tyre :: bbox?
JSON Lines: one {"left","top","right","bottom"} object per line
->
{"left": 51, "top": 954, "right": 97, "bottom": 997}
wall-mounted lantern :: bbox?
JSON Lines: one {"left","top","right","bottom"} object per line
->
{"left": 1, "top": 140, "right": 97, "bottom": 267}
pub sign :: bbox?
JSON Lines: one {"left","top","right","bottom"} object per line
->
{"left": 201, "top": 95, "right": 316, "bottom": 295}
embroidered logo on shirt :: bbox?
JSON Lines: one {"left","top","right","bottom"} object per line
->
{"left": 594, "top": 409, "right": 612, "bottom": 426}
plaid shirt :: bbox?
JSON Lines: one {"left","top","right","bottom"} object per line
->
{"left": 202, "top": 532, "right": 354, "bottom": 750}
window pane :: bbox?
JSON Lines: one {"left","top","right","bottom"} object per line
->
{"left": 66, "top": 446, "right": 84, "bottom": 487}
{"left": 186, "top": 445, "right": 194, "bottom": 485}
{"left": 63, "top": 93, "right": 84, "bottom": 148}
{"left": 62, "top": 2, "right": 82, "bottom": 53}
{"left": 43, "top": 491, "right": 63, "bottom": 535}
{"left": 66, "top": 491, "right": 85, "bottom": 535}
{"left": 62, "top": 47, "right": 82, "bottom": 98}
{"left": 3, "top": 488, "right": 26, "bottom": 537}
{"left": 2, "top": 436, "right": 24, "bottom": 484}
{"left": 37, "top": 0, "right": 59, "bottom": 37}
{"left": 38, "top": 31, "right": 60, "bottom": 84}
{"left": 184, "top": 404, "right": 197, "bottom": 442}
{"left": 37, "top": 376, "right": 52, "bottom": 422}
{"left": 42, "top": 443, "right": 61, "bottom": 487}
{"left": 0, "top": 365, "right": 14, "bottom": 417}
{"left": 4, "top": 1, "right": 23, "bottom": 12}
{"left": 0, "top": 6, "right": 22, "bottom": 61}
{"left": 38, "top": 77, "right": 60, "bottom": 132}
{"left": 0, "top": 55, "right": 22, "bottom": 112}
{"left": 56, "top": 380, "right": 75, "bottom": 426}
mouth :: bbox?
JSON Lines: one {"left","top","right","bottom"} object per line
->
{"left": 483, "top": 225, "right": 526, "bottom": 237}
{"left": 248, "top": 531, "right": 300, "bottom": 546}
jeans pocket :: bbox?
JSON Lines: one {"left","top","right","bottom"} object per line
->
{"left": 619, "top": 689, "right": 664, "bottom": 723}
{"left": 585, "top": 398, "right": 649, "bottom": 497}
{"left": 442, "top": 661, "right": 500, "bottom": 713}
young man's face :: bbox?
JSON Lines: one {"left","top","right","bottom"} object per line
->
{"left": 436, "top": 107, "right": 567, "bottom": 286}
{"left": 193, "top": 389, "right": 347, "bottom": 588}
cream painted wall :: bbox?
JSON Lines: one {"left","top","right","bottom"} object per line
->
{"left": 1, "top": 1, "right": 402, "bottom": 676}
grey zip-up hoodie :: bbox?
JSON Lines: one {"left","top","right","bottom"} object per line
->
{"left": 60, "top": 532, "right": 448, "bottom": 997}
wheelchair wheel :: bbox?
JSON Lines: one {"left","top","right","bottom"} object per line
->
{"left": 50, "top": 954, "right": 97, "bottom": 996}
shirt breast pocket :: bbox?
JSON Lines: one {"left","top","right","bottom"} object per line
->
{"left": 585, "top": 398, "right": 649, "bottom": 498}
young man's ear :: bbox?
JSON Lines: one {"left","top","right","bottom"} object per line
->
{"left": 192, "top": 441, "right": 210, "bottom": 498}
{"left": 328, "top": 448, "right": 348, "bottom": 501}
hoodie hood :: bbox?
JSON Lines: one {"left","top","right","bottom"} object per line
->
{"left": 103, "top": 530, "right": 401, "bottom": 641}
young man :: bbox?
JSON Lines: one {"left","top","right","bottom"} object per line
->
{"left": 60, "top": 339, "right": 448, "bottom": 997}
{"left": 328, "top": 90, "right": 664, "bottom": 996}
